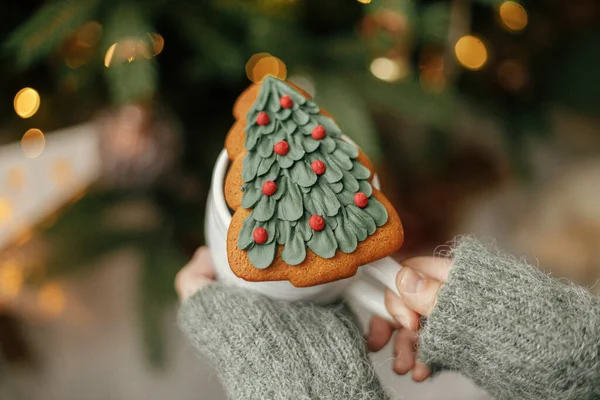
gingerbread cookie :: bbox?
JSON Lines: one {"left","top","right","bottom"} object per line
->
{"left": 224, "top": 76, "right": 403, "bottom": 287}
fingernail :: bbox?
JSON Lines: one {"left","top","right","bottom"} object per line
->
{"left": 395, "top": 314, "right": 412, "bottom": 330}
{"left": 400, "top": 268, "right": 424, "bottom": 294}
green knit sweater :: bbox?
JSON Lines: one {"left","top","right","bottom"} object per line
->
{"left": 178, "top": 237, "right": 600, "bottom": 400}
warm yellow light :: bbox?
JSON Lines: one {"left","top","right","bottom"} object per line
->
{"left": 275, "top": 57, "right": 288, "bottom": 81}
{"left": 252, "top": 56, "right": 287, "bottom": 82}
{"left": 245, "top": 53, "right": 270, "bottom": 81}
{"left": 21, "top": 128, "right": 45, "bottom": 159}
{"left": 455, "top": 35, "right": 488, "bottom": 70}
{"left": 38, "top": 283, "right": 66, "bottom": 316}
{"left": 104, "top": 43, "right": 117, "bottom": 67}
{"left": 357, "top": 0, "right": 372, "bottom": 3}
{"left": 105, "top": 34, "right": 162, "bottom": 66}
{"left": 0, "top": 198, "right": 13, "bottom": 225}
{"left": 0, "top": 262, "right": 23, "bottom": 301}
{"left": 370, "top": 57, "right": 407, "bottom": 82}
{"left": 52, "top": 159, "right": 73, "bottom": 187}
{"left": 118, "top": 39, "right": 138, "bottom": 63}
{"left": 148, "top": 33, "right": 165, "bottom": 56}
{"left": 7, "top": 167, "right": 26, "bottom": 191}
{"left": 499, "top": 1, "right": 528, "bottom": 32}
{"left": 14, "top": 88, "right": 41, "bottom": 119}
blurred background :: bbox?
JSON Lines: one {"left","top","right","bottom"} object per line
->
{"left": 0, "top": 0, "right": 599, "bottom": 399}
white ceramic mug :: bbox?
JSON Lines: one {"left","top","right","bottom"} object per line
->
{"left": 205, "top": 148, "right": 403, "bottom": 320}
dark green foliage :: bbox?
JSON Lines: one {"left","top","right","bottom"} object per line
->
{"left": 5, "top": 0, "right": 101, "bottom": 69}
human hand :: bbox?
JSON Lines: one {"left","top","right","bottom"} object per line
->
{"left": 176, "top": 247, "right": 390, "bottom": 400}
{"left": 367, "top": 257, "right": 452, "bottom": 381}
{"left": 175, "top": 247, "right": 215, "bottom": 301}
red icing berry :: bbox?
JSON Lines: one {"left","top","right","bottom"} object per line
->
{"left": 311, "top": 160, "right": 326, "bottom": 175}
{"left": 256, "top": 112, "right": 270, "bottom": 126}
{"left": 253, "top": 227, "right": 268, "bottom": 244}
{"left": 274, "top": 140, "right": 289, "bottom": 156}
{"left": 262, "top": 180, "right": 277, "bottom": 196}
{"left": 309, "top": 215, "right": 325, "bottom": 231}
{"left": 280, "top": 95, "right": 293, "bottom": 109}
{"left": 354, "top": 192, "right": 369, "bottom": 208}
{"left": 311, "top": 125, "right": 326, "bottom": 140}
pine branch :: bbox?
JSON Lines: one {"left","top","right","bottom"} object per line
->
{"left": 4, "top": 0, "right": 100, "bottom": 69}
{"left": 105, "top": 60, "right": 158, "bottom": 104}
{"left": 177, "top": 12, "right": 245, "bottom": 80}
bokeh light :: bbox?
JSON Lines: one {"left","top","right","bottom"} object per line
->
{"left": 104, "top": 43, "right": 117, "bottom": 67}
{"left": 14, "top": 87, "right": 41, "bottom": 119}
{"left": 21, "top": 128, "right": 46, "bottom": 159}
{"left": 105, "top": 34, "right": 165, "bottom": 67}
{"left": 357, "top": 0, "right": 372, "bottom": 3}
{"left": 37, "top": 283, "right": 66, "bottom": 316}
{"left": 148, "top": 33, "right": 165, "bottom": 56}
{"left": 117, "top": 39, "right": 138, "bottom": 63}
{"left": 246, "top": 53, "right": 287, "bottom": 82}
{"left": 0, "top": 261, "right": 23, "bottom": 301}
{"left": 274, "top": 57, "right": 288, "bottom": 81}
{"left": 370, "top": 57, "right": 407, "bottom": 82}
{"left": 499, "top": 1, "right": 528, "bottom": 32}
{"left": 245, "top": 52, "right": 270, "bottom": 80}
{"left": 0, "top": 198, "right": 13, "bottom": 225}
{"left": 254, "top": 56, "right": 286, "bottom": 82}
{"left": 7, "top": 167, "right": 26, "bottom": 192}
{"left": 52, "top": 159, "right": 73, "bottom": 187}
{"left": 455, "top": 35, "right": 488, "bottom": 70}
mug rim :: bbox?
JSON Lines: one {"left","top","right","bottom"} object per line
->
{"left": 212, "top": 149, "right": 233, "bottom": 227}
{"left": 208, "top": 139, "right": 391, "bottom": 307}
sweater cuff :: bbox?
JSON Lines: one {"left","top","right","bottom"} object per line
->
{"left": 418, "top": 236, "right": 600, "bottom": 400}
{"left": 179, "top": 283, "right": 389, "bottom": 400}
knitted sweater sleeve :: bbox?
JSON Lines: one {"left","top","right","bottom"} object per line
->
{"left": 178, "top": 283, "right": 388, "bottom": 400}
{"left": 418, "top": 237, "right": 600, "bottom": 400}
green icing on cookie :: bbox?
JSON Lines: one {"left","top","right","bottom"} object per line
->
{"left": 237, "top": 76, "right": 389, "bottom": 269}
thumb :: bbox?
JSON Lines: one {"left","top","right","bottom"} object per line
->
{"left": 396, "top": 267, "right": 442, "bottom": 316}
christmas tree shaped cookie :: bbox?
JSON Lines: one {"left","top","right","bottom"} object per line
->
{"left": 225, "top": 76, "right": 403, "bottom": 287}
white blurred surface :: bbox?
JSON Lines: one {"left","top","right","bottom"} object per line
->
{"left": 0, "top": 124, "right": 101, "bottom": 250}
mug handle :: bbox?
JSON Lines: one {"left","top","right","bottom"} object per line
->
{"left": 343, "top": 257, "right": 402, "bottom": 321}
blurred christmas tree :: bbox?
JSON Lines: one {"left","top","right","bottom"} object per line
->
{"left": 0, "top": 0, "right": 599, "bottom": 368}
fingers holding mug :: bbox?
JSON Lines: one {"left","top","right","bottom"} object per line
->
{"left": 393, "top": 257, "right": 451, "bottom": 317}
{"left": 384, "top": 289, "right": 421, "bottom": 331}
{"left": 175, "top": 247, "right": 216, "bottom": 301}
{"left": 402, "top": 256, "right": 452, "bottom": 283}
{"left": 395, "top": 267, "right": 443, "bottom": 317}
